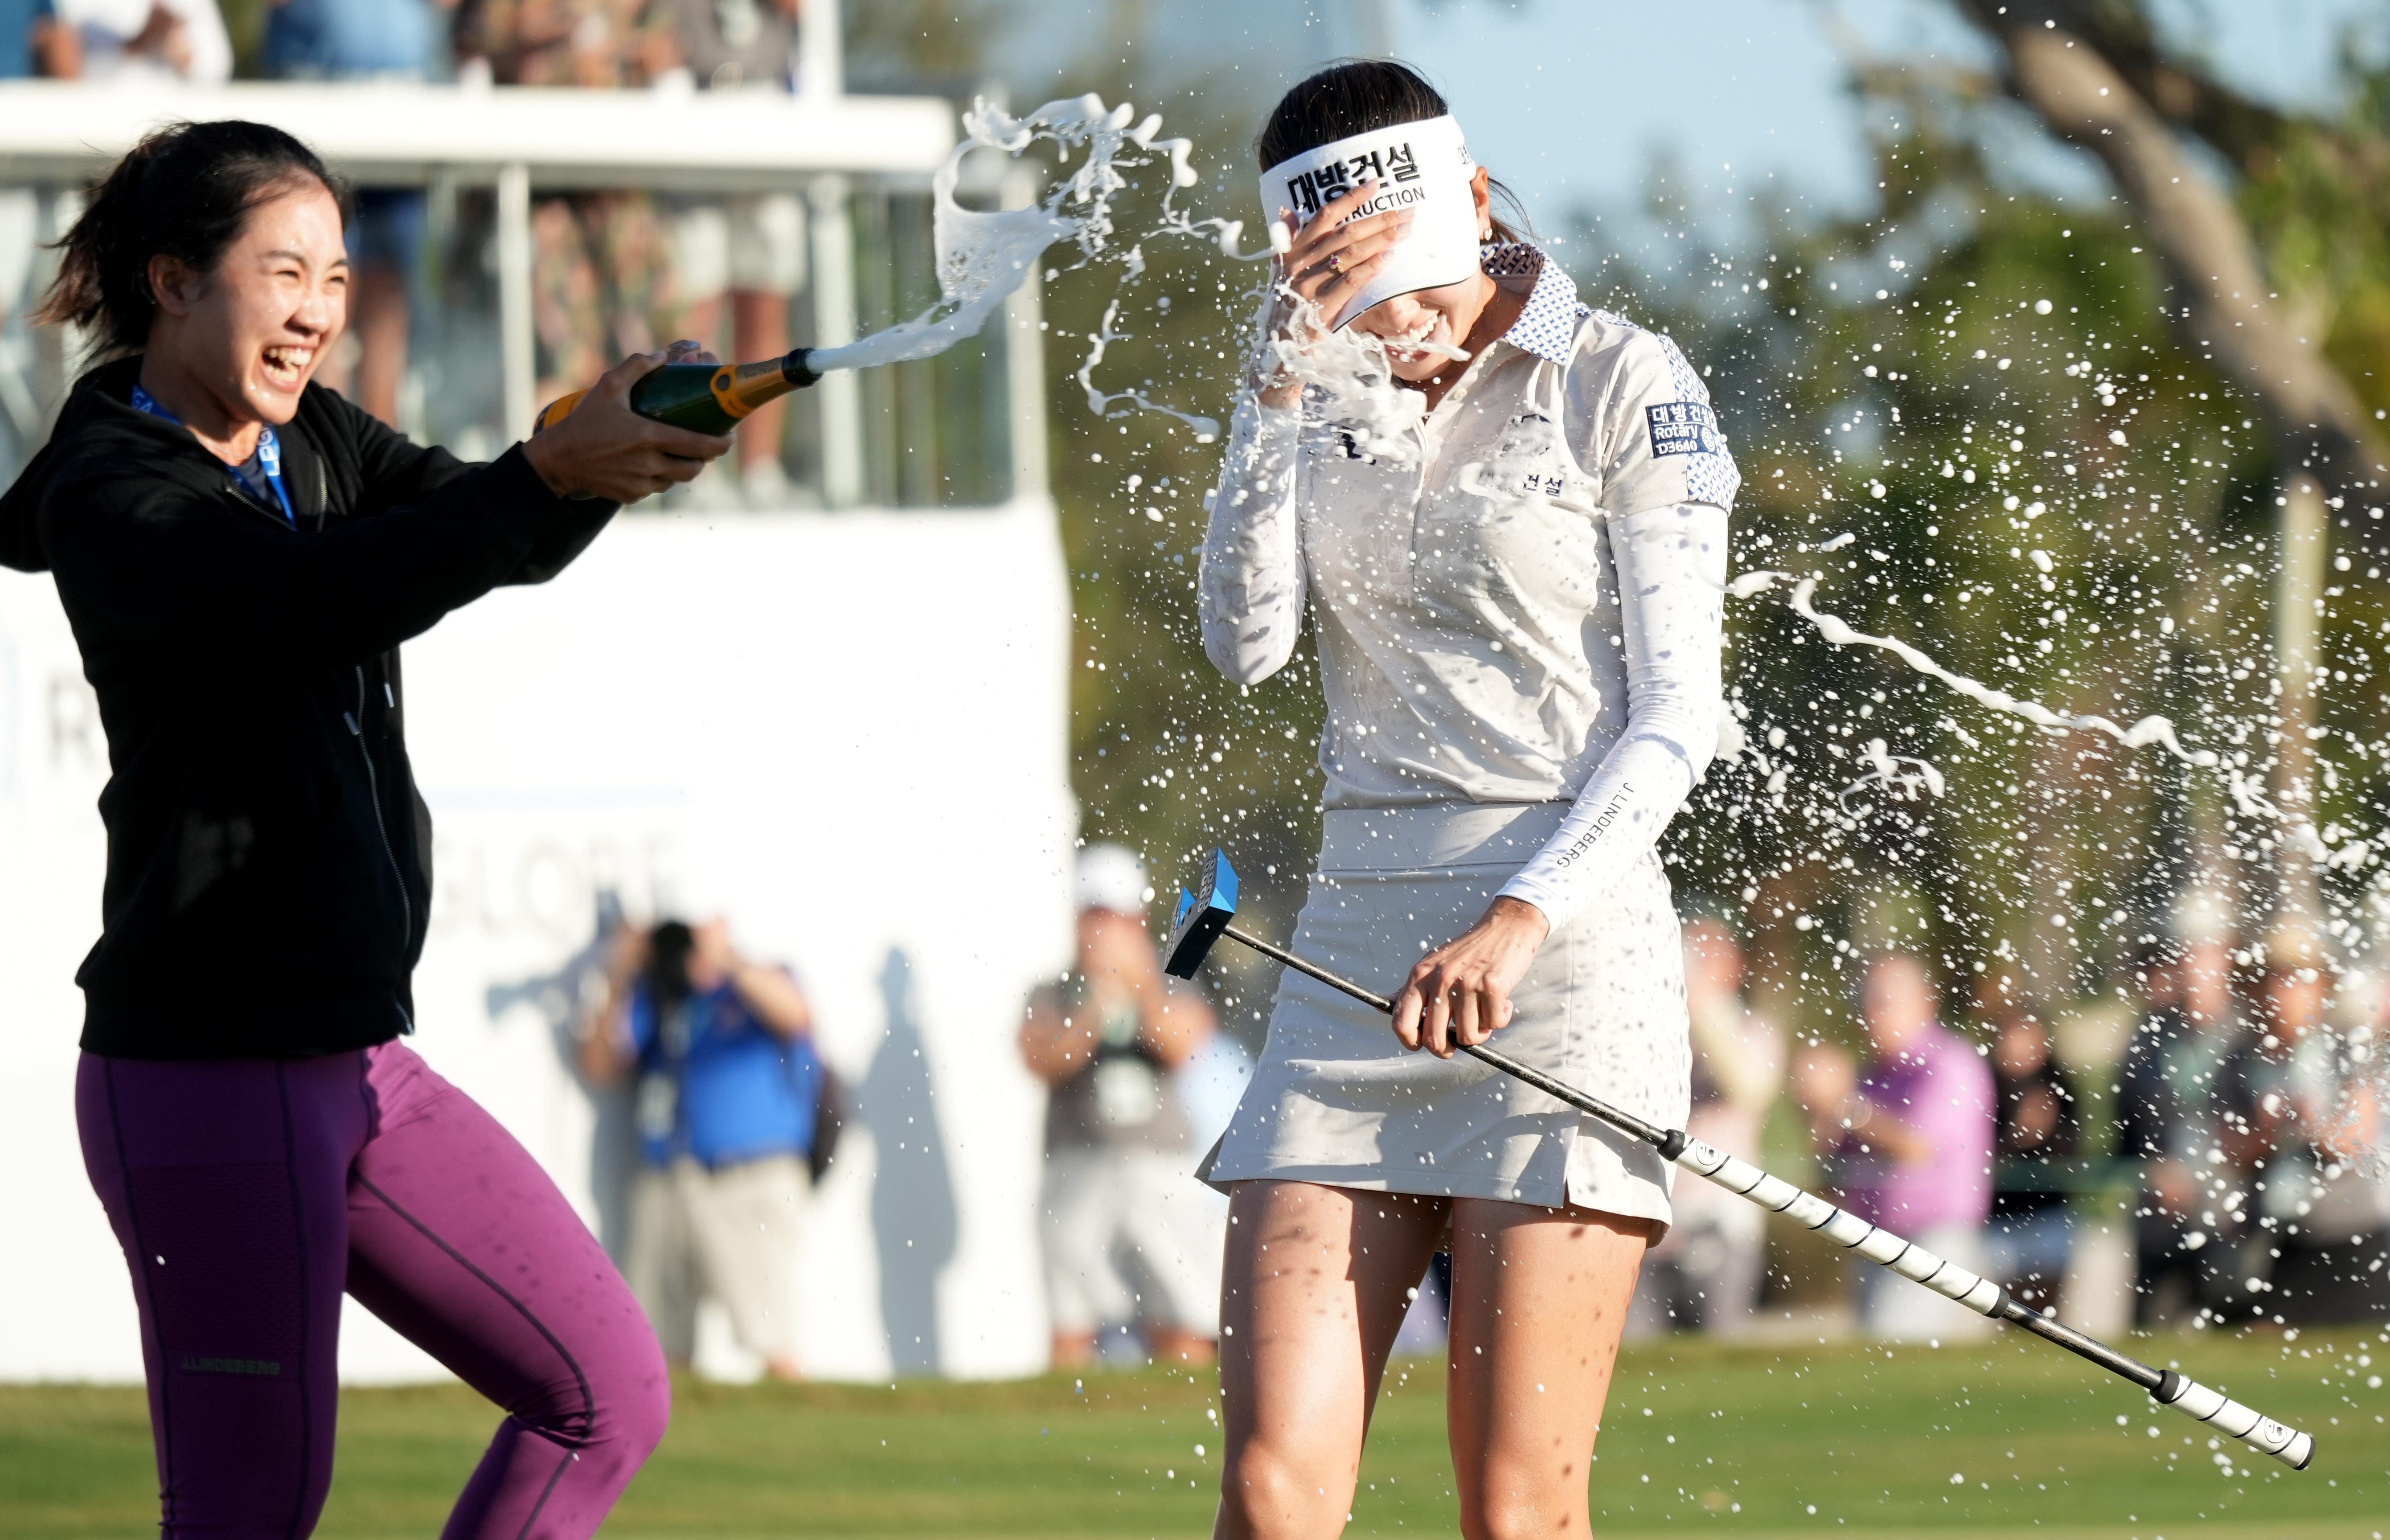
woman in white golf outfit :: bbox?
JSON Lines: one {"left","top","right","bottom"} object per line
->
{"left": 1198, "top": 61, "right": 1737, "bottom": 1540}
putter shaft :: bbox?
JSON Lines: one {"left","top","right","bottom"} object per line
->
{"left": 1220, "top": 923, "right": 1388, "bottom": 1008}
{"left": 1208, "top": 923, "right": 2316, "bottom": 1470}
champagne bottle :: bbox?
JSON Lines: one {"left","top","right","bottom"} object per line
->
{"left": 532, "top": 348, "right": 820, "bottom": 436}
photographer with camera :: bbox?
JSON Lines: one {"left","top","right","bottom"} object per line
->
{"left": 581, "top": 915, "right": 823, "bottom": 1381}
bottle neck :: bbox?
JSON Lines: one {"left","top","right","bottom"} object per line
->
{"left": 708, "top": 350, "right": 818, "bottom": 419}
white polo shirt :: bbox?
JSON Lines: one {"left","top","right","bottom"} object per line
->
{"left": 1200, "top": 243, "right": 1738, "bottom": 924}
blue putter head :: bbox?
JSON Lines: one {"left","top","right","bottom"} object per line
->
{"left": 1163, "top": 850, "right": 1239, "bottom": 979}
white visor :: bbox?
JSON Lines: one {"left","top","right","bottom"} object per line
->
{"left": 1260, "top": 114, "right": 1479, "bottom": 330}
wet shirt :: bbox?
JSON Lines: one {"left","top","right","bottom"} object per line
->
{"left": 1834, "top": 1024, "right": 1996, "bottom": 1233}
{"left": 1200, "top": 243, "right": 1738, "bottom": 926}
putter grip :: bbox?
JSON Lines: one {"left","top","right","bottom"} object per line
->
{"left": 1670, "top": 1135, "right": 2316, "bottom": 1470}
{"left": 2154, "top": 1371, "right": 2316, "bottom": 1470}
{"left": 1666, "top": 1137, "right": 2006, "bottom": 1314}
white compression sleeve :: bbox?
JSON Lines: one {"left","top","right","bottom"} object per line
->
{"left": 1498, "top": 501, "right": 1730, "bottom": 928}
{"left": 1198, "top": 395, "right": 1307, "bottom": 685}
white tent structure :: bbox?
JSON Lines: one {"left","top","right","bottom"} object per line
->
{"left": 0, "top": 74, "right": 1073, "bottom": 1384}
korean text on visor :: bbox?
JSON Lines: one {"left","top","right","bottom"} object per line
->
{"left": 1261, "top": 115, "right": 1480, "bottom": 331}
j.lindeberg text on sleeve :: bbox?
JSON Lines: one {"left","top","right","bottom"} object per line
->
{"left": 1496, "top": 500, "right": 1727, "bottom": 926}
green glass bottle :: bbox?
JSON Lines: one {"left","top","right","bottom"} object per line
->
{"left": 532, "top": 348, "right": 820, "bottom": 435}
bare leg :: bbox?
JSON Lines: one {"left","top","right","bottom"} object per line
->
{"left": 1050, "top": 1331, "right": 1098, "bottom": 1370}
{"left": 1445, "top": 1200, "right": 1653, "bottom": 1540}
{"left": 730, "top": 288, "right": 791, "bottom": 471}
{"left": 349, "top": 267, "right": 410, "bottom": 428}
{"left": 1213, "top": 1181, "right": 1447, "bottom": 1540}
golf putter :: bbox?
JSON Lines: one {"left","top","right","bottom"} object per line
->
{"left": 1162, "top": 850, "right": 2316, "bottom": 1471}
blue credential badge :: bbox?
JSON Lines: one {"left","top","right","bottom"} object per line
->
{"left": 1645, "top": 401, "right": 1719, "bottom": 457}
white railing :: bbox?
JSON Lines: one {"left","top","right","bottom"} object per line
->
{"left": 0, "top": 79, "right": 1041, "bottom": 493}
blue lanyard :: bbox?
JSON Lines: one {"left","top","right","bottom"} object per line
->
{"left": 130, "top": 382, "right": 297, "bottom": 527}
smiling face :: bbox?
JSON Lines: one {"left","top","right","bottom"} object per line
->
{"left": 146, "top": 180, "right": 347, "bottom": 428}
{"left": 1343, "top": 167, "right": 1496, "bottom": 383}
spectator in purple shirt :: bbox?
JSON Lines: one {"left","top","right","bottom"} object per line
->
{"left": 1795, "top": 950, "right": 1996, "bottom": 1339}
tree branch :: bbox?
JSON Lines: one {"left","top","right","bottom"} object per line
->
{"left": 2056, "top": 0, "right": 2290, "bottom": 169}
{"left": 2059, "top": 1, "right": 2390, "bottom": 199}
{"left": 1959, "top": 0, "right": 2390, "bottom": 550}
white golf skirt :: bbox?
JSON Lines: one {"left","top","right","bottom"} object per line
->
{"left": 1199, "top": 802, "right": 1690, "bottom": 1225}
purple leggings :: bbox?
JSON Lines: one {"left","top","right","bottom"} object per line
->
{"left": 77, "top": 1041, "right": 669, "bottom": 1540}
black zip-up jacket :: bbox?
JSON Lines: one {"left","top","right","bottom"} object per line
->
{"left": 0, "top": 357, "right": 619, "bottom": 1059}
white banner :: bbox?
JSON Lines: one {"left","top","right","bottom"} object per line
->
{"left": 0, "top": 498, "right": 1074, "bottom": 1384}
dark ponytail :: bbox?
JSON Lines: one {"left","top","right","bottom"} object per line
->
{"left": 37, "top": 120, "right": 347, "bottom": 358}
{"left": 1256, "top": 59, "right": 1530, "bottom": 245}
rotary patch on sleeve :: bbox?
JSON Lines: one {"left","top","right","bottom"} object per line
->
{"left": 1645, "top": 401, "right": 1720, "bottom": 457}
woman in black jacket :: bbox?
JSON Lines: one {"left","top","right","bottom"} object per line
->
{"left": 0, "top": 120, "right": 729, "bottom": 1539}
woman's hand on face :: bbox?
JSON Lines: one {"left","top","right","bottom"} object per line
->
{"left": 1257, "top": 183, "right": 1414, "bottom": 409}
{"left": 520, "top": 340, "right": 733, "bottom": 503}
{"left": 1392, "top": 896, "right": 1550, "bottom": 1058}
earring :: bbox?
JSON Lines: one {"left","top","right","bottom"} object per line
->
{"left": 1480, "top": 228, "right": 1493, "bottom": 240}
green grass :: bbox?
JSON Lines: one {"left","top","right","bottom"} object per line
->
{"left": 2, "top": 1329, "right": 2385, "bottom": 1537}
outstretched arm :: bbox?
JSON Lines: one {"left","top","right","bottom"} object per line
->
{"left": 48, "top": 352, "right": 730, "bottom": 668}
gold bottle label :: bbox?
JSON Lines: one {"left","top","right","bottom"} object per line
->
{"left": 708, "top": 366, "right": 754, "bottom": 421}
{"left": 532, "top": 388, "right": 589, "bottom": 433}
{"left": 710, "top": 360, "right": 793, "bottom": 422}
{"left": 540, "top": 355, "right": 792, "bottom": 435}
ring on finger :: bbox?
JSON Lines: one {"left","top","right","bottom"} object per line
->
{"left": 1326, "top": 252, "right": 1343, "bottom": 275}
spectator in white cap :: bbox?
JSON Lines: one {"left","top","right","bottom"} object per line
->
{"left": 1019, "top": 844, "right": 1225, "bottom": 1368}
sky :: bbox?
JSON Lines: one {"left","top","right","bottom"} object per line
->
{"left": 986, "top": 0, "right": 2387, "bottom": 251}
{"left": 1393, "top": 0, "right": 2381, "bottom": 238}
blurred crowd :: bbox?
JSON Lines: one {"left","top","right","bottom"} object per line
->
{"left": 0, "top": 0, "right": 815, "bottom": 504}
{"left": 1627, "top": 897, "right": 2390, "bottom": 1343}
{"left": 1013, "top": 864, "right": 2390, "bottom": 1372}
{"left": 569, "top": 874, "right": 2390, "bottom": 1380}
